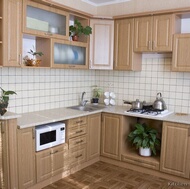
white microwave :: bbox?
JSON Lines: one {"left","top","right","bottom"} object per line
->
{"left": 35, "top": 122, "right": 65, "bottom": 152}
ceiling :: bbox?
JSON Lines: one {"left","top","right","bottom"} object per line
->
{"left": 81, "top": 0, "right": 131, "bottom": 6}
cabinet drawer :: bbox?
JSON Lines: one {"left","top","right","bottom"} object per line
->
{"left": 68, "top": 125, "right": 87, "bottom": 138}
{"left": 69, "top": 145, "right": 86, "bottom": 167}
{"left": 68, "top": 116, "right": 87, "bottom": 127}
{"left": 121, "top": 154, "right": 160, "bottom": 170}
{"left": 69, "top": 135, "right": 87, "bottom": 149}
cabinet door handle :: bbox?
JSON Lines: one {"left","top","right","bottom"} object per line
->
{"left": 75, "top": 154, "right": 82, "bottom": 158}
{"left": 152, "top": 41, "right": 155, "bottom": 50}
{"left": 76, "top": 120, "right": 83, "bottom": 124}
{"left": 148, "top": 41, "right": 151, "bottom": 50}
{"left": 0, "top": 122, "right": 5, "bottom": 134}
{"left": 50, "top": 150, "right": 58, "bottom": 155}
{"left": 44, "top": 32, "right": 53, "bottom": 36}
{"left": 75, "top": 140, "right": 83, "bottom": 144}
{"left": 19, "top": 54, "right": 22, "bottom": 65}
{"left": 76, "top": 130, "right": 83, "bottom": 134}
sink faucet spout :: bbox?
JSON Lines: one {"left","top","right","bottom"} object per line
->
{"left": 81, "top": 92, "right": 88, "bottom": 106}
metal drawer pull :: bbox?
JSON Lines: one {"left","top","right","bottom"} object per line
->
{"left": 75, "top": 154, "right": 82, "bottom": 158}
{"left": 75, "top": 140, "right": 83, "bottom": 144}
{"left": 76, "top": 120, "right": 83, "bottom": 124}
{"left": 76, "top": 130, "right": 83, "bottom": 134}
{"left": 50, "top": 150, "right": 58, "bottom": 155}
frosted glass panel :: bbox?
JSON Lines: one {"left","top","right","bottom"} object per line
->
{"left": 27, "top": 6, "right": 66, "bottom": 35}
{"left": 54, "top": 43, "right": 86, "bottom": 65}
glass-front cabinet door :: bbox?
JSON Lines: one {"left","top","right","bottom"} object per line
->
{"left": 52, "top": 39, "right": 88, "bottom": 69}
{"left": 23, "top": 0, "right": 69, "bottom": 39}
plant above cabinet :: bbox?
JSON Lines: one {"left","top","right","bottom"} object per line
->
{"left": 69, "top": 19, "right": 92, "bottom": 41}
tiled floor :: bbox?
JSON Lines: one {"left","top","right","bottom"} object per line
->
{"left": 43, "top": 161, "right": 185, "bottom": 189}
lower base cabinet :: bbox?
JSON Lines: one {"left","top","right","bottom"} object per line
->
{"left": 160, "top": 122, "right": 190, "bottom": 178}
{"left": 36, "top": 143, "right": 69, "bottom": 183}
{"left": 17, "top": 127, "right": 36, "bottom": 189}
{"left": 101, "top": 113, "right": 122, "bottom": 160}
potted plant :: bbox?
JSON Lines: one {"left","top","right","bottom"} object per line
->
{"left": 23, "top": 47, "right": 44, "bottom": 66}
{"left": 0, "top": 88, "right": 16, "bottom": 116}
{"left": 91, "top": 85, "right": 103, "bottom": 104}
{"left": 69, "top": 19, "right": 92, "bottom": 41}
{"left": 128, "top": 123, "right": 161, "bottom": 156}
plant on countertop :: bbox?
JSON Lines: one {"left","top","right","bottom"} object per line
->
{"left": 0, "top": 88, "right": 17, "bottom": 116}
{"left": 69, "top": 19, "right": 92, "bottom": 41}
{"left": 23, "top": 46, "right": 44, "bottom": 66}
{"left": 91, "top": 85, "right": 103, "bottom": 104}
{"left": 128, "top": 123, "right": 161, "bottom": 156}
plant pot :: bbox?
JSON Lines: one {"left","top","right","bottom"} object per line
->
{"left": 139, "top": 147, "right": 151, "bottom": 157}
{"left": 25, "top": 59, "right": 41, "bottom": 67}
{"left": 0, "top": 102, "right": 8, "bottom": 116}
{"left": 91, "top": 98, "right": 99, "bottom": 105}
{"left": 72, "top": 35, "right": 79, "bottom": 41}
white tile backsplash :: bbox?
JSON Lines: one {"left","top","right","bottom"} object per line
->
{"left": 1, "top": 55, "right": 190, "bottom": 114}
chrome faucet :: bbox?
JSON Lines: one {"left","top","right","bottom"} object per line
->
{"left": 80, "top": 92, "right": 88, "bottom": 106}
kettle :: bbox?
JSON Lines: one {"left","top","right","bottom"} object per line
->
{"left": 153, "top": 93, "right": 167, "bottom": 111}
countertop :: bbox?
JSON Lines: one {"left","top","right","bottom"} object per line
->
{"left": 17, "top": 105, "right": 190, "bottom": 129}
{"left": 0, "top": 111, "right": 21, "bottom": 120}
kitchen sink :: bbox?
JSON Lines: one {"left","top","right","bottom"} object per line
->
{"left": 68, "top": 104, "right": 105, "bottom": 112}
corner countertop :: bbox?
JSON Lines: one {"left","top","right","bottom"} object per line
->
{"left": 17, "top": 105, "right": 190, "bottom": 129}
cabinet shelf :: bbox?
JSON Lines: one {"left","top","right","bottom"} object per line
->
{"left": 122, "top": 148, "right": 160, "bottom": 170}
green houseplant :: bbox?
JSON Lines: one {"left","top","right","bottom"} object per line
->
{"left": 128, "top": 123, "right": 161, "bottom": 156}
{"left": 69, "top": 19, "right": 92, "bottom": 41}
{"left": 23, "top": 47, "right": 44, "bottom": 66}
{"left": 91, "top": 85, "right": 103, "bottom": 104}
{"left": 0, "top": 88, "right": 16, "bottom": 115}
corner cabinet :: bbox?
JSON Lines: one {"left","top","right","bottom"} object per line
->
{"left": 160, "top": 122, "right": 190, "bottom": 178}
{"left": 51, "top": 39, "right": 89, "bottom": 69}
{"left": 172, "top": 34, "right": 190, "bottom": 72}
{"left": 114, "top": 18, "right": 142, "bottom": 71}
{"left": 89, "top": 19, "right": 114, "bottom": 70}
{"left": 87, "top": 113, "right": 101, "bottom": 160}
{"left": 101, "top": 113, "right": 122, "bottom": 160}
{"left": 134, "top": 14, "right": 174, "bottom": 52}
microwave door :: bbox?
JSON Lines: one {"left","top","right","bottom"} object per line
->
{"left": 40, "top": 130, "right": 56, "bottom": 145}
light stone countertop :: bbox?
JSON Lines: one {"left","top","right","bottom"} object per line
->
{"left": 17, "top": 105, "right": 190, "bottom": 129}
{"left": 0, "top": 111, "right": 21, "bottom": 120}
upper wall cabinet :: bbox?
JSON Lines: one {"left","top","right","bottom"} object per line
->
{"left": 23, "top": 0, "right": 69, "bottom": 40}
{"left": 89, "top": 19, "right": 114, "bottom": 70}
{"left": 0, "top": 0, "right": 3, "bottom": 66}
{"left": 134, "top": 14, "right": 174, "bottom": 52}
{"left": 114, "top": 18, "right": 142, "bottom": 71}
{"left": 51, "top": 39, "right": 89, "bottom": 69}
{"left": 2, "top": 0, "right": 22, "bottom": 67}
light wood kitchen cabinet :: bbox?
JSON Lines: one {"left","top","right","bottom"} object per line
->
{"left": 160, "top": 122, "right": 190, "bottom": 178}
{"left": 67, "top": 116, "right": 87, "bottom": 167}
{"left": 114, "top": 18, "right": 142, "bottom": 71}
{"left": 89, "top": 19, "right": 114, "bottom": 70}
{"left": 3, "top": 0, "right": 22, "bottom": 67}
{"left": 36, "top": 143, "right": 69, "bottom": 183}
{"left": 0, "top": 0, "right": 3, "bottom": 66}
{"left": 23, "top": 0, "right": 69, "bottom": 40}
{"left": 87, "top": 113, "right": 101, "bottom": 160}
{"left": 17, "top": 127, "right": 36, "bottom": 189}
{"left": 172, "top": 34, "right": 190, "bottom": 72}
{"left": 101, "top": 113, "right": 122, "bottom": 160}
{"left": 51, "top": 39, "right": 89, "bottom": 69}
{"left": 134, "top": 14, "right": 174, "bottom": 52}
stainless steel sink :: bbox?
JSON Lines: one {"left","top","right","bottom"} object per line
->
{"left": 68, "top": 104, "right": 105, "bottom": 112}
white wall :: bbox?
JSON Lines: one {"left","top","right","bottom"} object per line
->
{"left": 1, "top": 55, "right": 190, "bottom": 114}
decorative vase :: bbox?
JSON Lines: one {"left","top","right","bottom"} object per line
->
{"left": 139, "top": 147, "right": 151, "bottom": 157}
{"left": 0, "top": 102, "right": 8, "bottom": 116}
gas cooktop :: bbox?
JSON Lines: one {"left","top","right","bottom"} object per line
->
{"left": 124, "top": 108, "right": 173, "bottom": 118}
